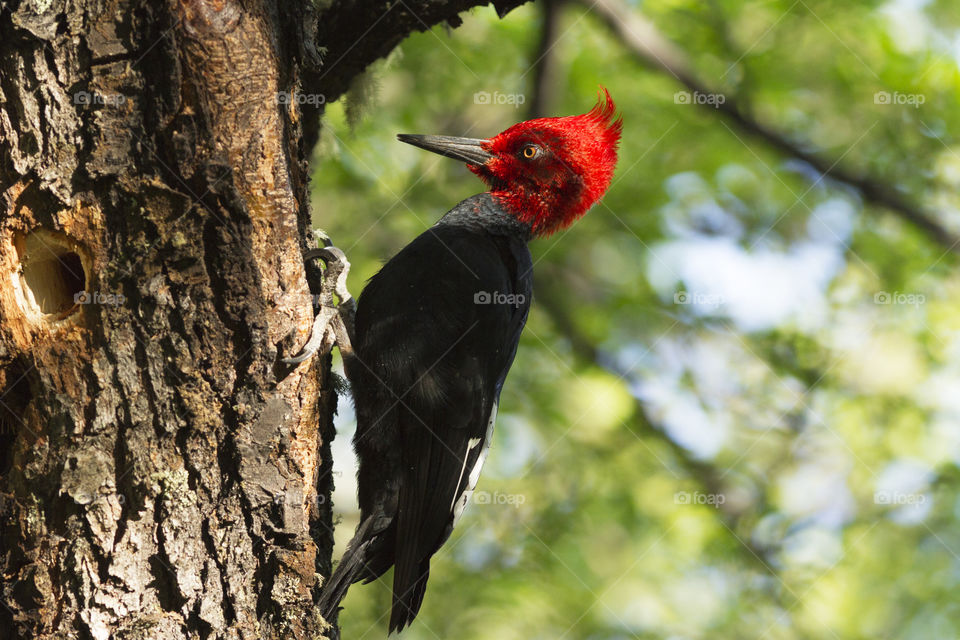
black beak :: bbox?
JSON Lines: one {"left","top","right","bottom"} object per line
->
{"left": 397, "top": 134, "right": 493, "bottom": 166}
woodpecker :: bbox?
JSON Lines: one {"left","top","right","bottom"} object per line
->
{"left": 317, "top": 89, "right": 622, "bottom": 633}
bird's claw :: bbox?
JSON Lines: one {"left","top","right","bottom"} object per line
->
{"left": 283, "top": 242, "right": 356, "bottom": 365}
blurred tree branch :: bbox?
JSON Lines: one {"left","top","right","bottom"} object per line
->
{"left": 302, "top": 0, "right": 530, "bottom": 154}
{"left": 528, "top": 0, "right": 564, "bottom": 118}
{"left": 585, "top": 0, "right": 960, "bottom": 253}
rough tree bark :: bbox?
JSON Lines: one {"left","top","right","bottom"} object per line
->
{"left": 0, "top": 1, "right": 522, "bottom": 638}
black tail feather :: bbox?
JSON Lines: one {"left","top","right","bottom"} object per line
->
{"left": 360, "top": 522, "right": 396, "bottom": 583}
{"left": 318, "top": 516, "right": 379, "bottom": 623}
{"left": 388, "top": 559, "right": 430, "bottom": 634}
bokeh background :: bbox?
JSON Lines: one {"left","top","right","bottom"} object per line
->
{"left": 310, "top": 1, "right": 960, "bottom": 637}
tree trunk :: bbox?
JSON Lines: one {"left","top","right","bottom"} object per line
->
{"left": 0, "top": 1, "right": 524, "bottom": 638}
{"left": 0, "top": 0, "right": 336, "bottom": 638}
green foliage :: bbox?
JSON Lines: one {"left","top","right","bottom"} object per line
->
{"left": 314, "top": 1, "right": 960, "bottom": 637}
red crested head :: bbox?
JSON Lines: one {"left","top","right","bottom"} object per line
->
{"left": 473, "top": 88, "right": 622, "bottom": 236}
{"left": 397, "top": 88, "right": 622, "bottom": 237}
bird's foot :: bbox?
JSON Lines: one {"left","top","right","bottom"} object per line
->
{"left": 283, "top": 234, "right": 356, "bottom": 365}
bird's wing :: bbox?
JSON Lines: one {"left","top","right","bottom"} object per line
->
{"left": 351, "top": 224, "right": 531, "bottom": 631}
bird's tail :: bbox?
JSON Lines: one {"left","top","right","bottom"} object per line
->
{"left": 318, "top": 515, "right": 380, "bottom": 624}
{"left": 387, "top": 437, "right": 435, "bottom": 634}
{"left": 388, "top": 556, "right": 431, "bottom": 634}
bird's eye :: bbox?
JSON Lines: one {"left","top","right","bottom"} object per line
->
{"left": 521, "top": 144, "right": 540, "bottom": 160}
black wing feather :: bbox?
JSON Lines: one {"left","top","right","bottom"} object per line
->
{"left": 346, "top": 222, "right": 531, "bottom": 631}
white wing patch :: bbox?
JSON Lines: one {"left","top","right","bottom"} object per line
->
{"left": 450, "top": 402, "right": 498, "bottom": 527}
